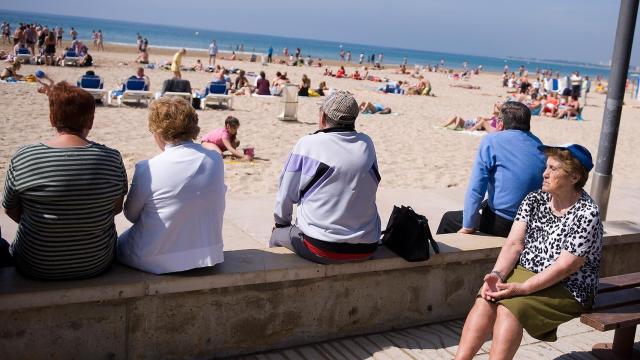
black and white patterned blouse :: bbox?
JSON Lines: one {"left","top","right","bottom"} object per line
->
{"left": 514, "top": 190, "right": 603, "bottom": 306}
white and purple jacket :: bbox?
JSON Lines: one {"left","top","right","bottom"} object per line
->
{"left": 274, "top": 128, "right": 381, "bottom": 244}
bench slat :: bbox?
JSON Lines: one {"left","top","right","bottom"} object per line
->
{"left": 598, "top": 272, "right": 640, "bottom": 293}
{"left": 581, "top": 303, "right": 640, "bottom": 331}
{"left": 592, "top": 287, "right": 640, "bottom": 311}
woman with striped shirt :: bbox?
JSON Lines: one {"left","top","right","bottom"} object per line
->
{"left": 1, "top": 82, "right": 128, "bottom": 279}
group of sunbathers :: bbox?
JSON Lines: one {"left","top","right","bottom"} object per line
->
{"left": 503, "top": 71, "right": 586, "bottom": 120}
{"left": 377, "top": 76, "right": 433, "bottom": 96}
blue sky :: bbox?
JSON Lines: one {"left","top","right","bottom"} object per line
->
{"left": 2, "top": 0, "right": 639, "bottom": 65}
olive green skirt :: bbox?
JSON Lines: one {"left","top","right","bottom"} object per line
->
{"left": 483, "top": 266, "right": 587, "bottom": 342}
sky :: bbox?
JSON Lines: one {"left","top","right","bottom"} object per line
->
{"left": 2, "top": 0, "right": 640, "bottom": 65}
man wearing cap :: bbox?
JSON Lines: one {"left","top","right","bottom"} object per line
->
{"left": 437, "top": 101, "right": 546, "bottom": 237}
{"left": 270, "top": 90, "right": 381, "bottom": 263}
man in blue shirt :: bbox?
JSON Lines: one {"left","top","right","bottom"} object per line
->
{"left": 437, "top": 101, "right": 546, "bottom": 237}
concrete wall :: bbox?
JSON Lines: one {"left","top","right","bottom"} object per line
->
{"left": 1, "top": 221, "right": 639, "bottom": 359}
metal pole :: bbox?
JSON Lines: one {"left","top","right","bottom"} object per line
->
{"left": 590, "top": 0, "right": 639, "bottom": 220}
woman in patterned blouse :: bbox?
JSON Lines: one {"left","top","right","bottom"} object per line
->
{"left": 455, "top": 144, "right": 603, "bottom": 360}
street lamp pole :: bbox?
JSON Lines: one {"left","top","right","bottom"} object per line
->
{"left": 590, "top": 0, "right": 639, "bottom": 220}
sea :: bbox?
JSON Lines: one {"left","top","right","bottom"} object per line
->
{"left": 1, "top": 9, "right": 614, "bottom": 79}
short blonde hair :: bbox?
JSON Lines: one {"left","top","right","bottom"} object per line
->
{"left": 148, "top": 97, "right": 200, "bottom": 142}
{"left": 544, "top": 147, "right": 590, "bottom": 190}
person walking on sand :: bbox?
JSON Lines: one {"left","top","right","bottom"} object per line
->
{"left": 267, "top": 45, "right": 274, "bottom": 63}
{"left": 96, "top": 30, "right": 104, "bottom": 51}
{"left": 92, "top": 30, "right": 98, "bottom": 49}
{"left": 55, "top": 26, "right": 63, "bottom": 46}
{"left": 1, "top": 22, "right": 10, "bottom": 45}
{"left": 171, "top": 48, "right": 186, "bottom": 79}
{"left": 208, "top": 39, "right": 218, "bottom": 67}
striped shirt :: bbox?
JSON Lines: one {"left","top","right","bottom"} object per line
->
{"left": 2, "top": 143, "right": 128, "bottom": 280}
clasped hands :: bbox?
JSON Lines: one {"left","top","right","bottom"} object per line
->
{"left": 480, "top": 272, "right": 530, "bottom": 302}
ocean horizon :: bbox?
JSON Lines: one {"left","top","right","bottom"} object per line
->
{"left": 1, "top": 9, "right": 615, "bottom": 78}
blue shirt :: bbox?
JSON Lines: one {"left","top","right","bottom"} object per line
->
{"left": 463, "top": 130, "right": 546, "bottom": 229}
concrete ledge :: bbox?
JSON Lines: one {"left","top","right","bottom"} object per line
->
{"left": 1, "top": 221, "right": 639, "bottom": 359}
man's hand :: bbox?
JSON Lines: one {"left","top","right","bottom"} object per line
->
{"left": 458, "top": 227, "right": 475, "bottom": 234}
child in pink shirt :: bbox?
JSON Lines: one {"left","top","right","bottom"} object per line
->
{"left": 201, "top": 116, "right": 249, "bottom": 159}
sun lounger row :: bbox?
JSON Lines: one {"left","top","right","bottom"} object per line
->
{"left": 77, "top": 76, "right": 233, "bottom": 109}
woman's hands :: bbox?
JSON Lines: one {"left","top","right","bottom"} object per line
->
{"left": 490, "top": 282, "right": 529, "bottom": 300}
{"left": 481, "top": 272, "right": 530, "bottom": 301}
{"left": 480, "top": 272, "right": 502, "bottom": 301}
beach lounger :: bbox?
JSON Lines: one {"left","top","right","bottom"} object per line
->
{"left": 558, "top": 77, "right": 568, "bottom": 94}
{"left": 15, "top": 48, "right": 32, "bottom": 64}
{"left": 158, "top": 78, "right": 193, "bottom": 101}
{"left": 62, "top": 50, "right": 82, "bottom": 67}
{"left": 201, "top": 83, "right": 233, "bottom": 110}
{"left": 161, "top": 92, "right": 193, "bottom": 101}
{"left": 111, "top": 78, "right": 153, "bottom": 106}
{"left": 78, "top": 75, "right": 108, "bottom": 103}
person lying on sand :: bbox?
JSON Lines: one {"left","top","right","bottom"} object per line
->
{"left": 441, "top": 115, "right": 498, "bottom": 132}
{"left": 359, "top": 102, "right": 391, "bottom": 114}
{"left": 449, "top": 84, "right": 480, "bottom": 90}
{"left": 1, "top": 61, "right": 23, "bottom": 81}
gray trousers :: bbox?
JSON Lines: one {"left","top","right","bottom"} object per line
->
{"left": 269, "top": 225, "right": 370, "bottom": 265}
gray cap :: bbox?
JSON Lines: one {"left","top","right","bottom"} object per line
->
{"left": 321, "top": 90, "right": 359, "bottom": 125}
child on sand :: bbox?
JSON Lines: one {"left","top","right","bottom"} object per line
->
{"left": 201, "top": 116, "right": 250, "bottom": 160}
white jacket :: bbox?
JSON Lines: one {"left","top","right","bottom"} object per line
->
{"left": 274, "top": 128, "right": 381, "bottom": 244}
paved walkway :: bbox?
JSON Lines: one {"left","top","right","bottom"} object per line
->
{"left": 238, "top": 318, "right": 640, "bottom": 360}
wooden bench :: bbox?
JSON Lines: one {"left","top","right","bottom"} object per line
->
{"left": 581, "top": 272, "right": 640, "bottom": 359}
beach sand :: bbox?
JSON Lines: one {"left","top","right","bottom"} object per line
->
{"left": 1, "top": 43, "right": 639, "bottom": 225}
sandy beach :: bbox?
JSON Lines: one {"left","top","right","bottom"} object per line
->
{"left": 1, "top": 42, "right": 639, "bottom": 218}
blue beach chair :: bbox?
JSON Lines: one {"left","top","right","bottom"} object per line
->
{"left": 63, "top": 50, "right": 81, "bottom": 67}
{"left": 111, "top": 78, "right": 153, "bottom": 106}
{"left": 201, "top": 82, "right": 233, "bottom": 109}
{"left": 78, "top": 75, "right": 107, "bottom": 102}
{"left": 15, "top": 47, "right": 32, "bottom": 64}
